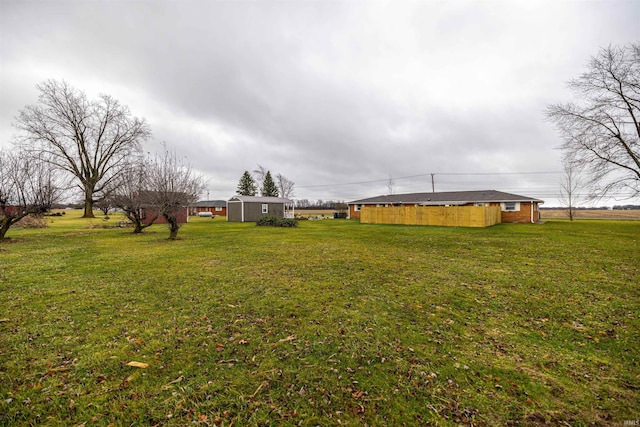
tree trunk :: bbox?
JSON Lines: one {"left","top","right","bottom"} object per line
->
{"left": 82, "top": 187, "right": 95, "bottom": 218}
{"left": 124, "top": 211, "right": 145, "bottom": 234}
{"left": 0, "top": 217, "right": 12, "bottom": 241}
{"left": 166, "top": 215, "right": 180, "bottom": 240}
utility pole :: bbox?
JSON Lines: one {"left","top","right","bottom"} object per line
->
{"left": 431, "top": 173, "right": 435, "bottom": 193}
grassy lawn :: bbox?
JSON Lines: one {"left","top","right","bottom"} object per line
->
{"left": 1, "top": 212, "right": 638, "bottom": 426}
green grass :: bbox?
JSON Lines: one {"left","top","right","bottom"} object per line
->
{"left": 1, "top": 212, "right": 638, "bottom": 426}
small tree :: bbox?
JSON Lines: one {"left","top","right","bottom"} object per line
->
{"left": 14, "top": 79, "right": 151, "bottom": 218}
{"left": 559, "top": 158, "right": 584, "bottom": 221}
{"left": 94, "top": 197, "right": 113, "bottom": 216}
{"left": 147, "top": 150, "right": 204, "bottom": 240}
{"left": 261, "top": 171, "right": 279, "bottom": 197}
{"left": 237, "top": 171, "right": 257, "bottom": 196}
{"left": 111, "top": 158, "right": 159, "bottom": 233}
{"left": 0, "top": 150, "right": 60, "bottom": 240}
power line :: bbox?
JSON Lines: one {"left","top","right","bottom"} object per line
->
{"left": 297, "top": 171, "right": 562, "bottom": 189}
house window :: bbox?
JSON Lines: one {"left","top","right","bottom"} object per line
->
{"left": 354, "top": 204, "right": 362, "bottom": 212}
{"left": 502, "top": 202, "right": 520, "bottom": 212}
{"left": 215, "top": 207, "right": 222, "bottom": 212}
{"left": 262, "top": 204, "right": 268, "bottom": 214}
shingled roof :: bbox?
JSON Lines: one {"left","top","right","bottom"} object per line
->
{"left": 228, "top": 195, "right": 293, "bottom": 204}
{"left": 348, "top": 190, "right": 543, "bottom": 205}
{"left": 191, "top": 200, "right": 227, "bottom": 207}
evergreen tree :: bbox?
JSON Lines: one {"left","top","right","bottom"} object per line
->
{"left": 261, "top": 171, "right": 279, "bottom": 197}
{"left": 237, "top": 171, "right": 257, "bottom": 196}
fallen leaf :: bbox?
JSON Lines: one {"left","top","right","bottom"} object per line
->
{"left": 126, "top": 361, "right": 149, "bottom": 369}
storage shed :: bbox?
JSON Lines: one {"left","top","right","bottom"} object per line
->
{"left": 227, "top": 196, "right": 295, "bottom": 222}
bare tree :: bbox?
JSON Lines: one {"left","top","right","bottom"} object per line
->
{"left": 0, "top": 150, "right": 61, "bottom": 240}
{"left": 94, "top": 197, "right": 114, "bottom": 216}
{"left": 14, "top": 79, "right": 151, "bottom": 218}
{"left": 276, "top": 173, "right": 295, "bottom": 199}
{"left": 559, "top": 158, "right": 584, "bottom": 221}
{"left": 147, "top": 150, "right": 204, "bottom": 240}
{"left": 546, "top": 43, "right": 640, "bottom": 200}
{"left": 253, "top": 164, "right": 268, "bottom": 195}
{"left": 111, "top": 157, "right": 159, "bottom": 233}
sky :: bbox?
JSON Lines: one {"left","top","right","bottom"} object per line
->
{"left": 1, "top": 0, "right": 639, "bottom": 206}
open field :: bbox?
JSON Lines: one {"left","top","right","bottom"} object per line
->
{"left": 540, "top": 209, "right": 640, "bottom": 220}
{"left": 1, "top": 212, "right": 638, "bottom": 426}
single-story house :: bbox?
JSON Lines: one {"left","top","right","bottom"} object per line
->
{"left": 227, "top": 195, "right": 295, "bottom": 222}
{"left": 136, "top": 191, "right": 190, "bottom": 225}
{"left": 140, "top": 207, "right": 189, "bottom": 225}
{"left": 1, "top": 205, "right": 23, "bottom": 216}
{"left": 189, "top": 200, "right": 227, "bottom": 216}
{"left": 348, "top": 190, "right": 544, "bottom": 223}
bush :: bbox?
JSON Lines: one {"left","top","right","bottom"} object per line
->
{"left": 256, "top": 216, "right": 298, "bottom": 227}
{"left": 256, "top": 216, "right": 278, "bottom": 226}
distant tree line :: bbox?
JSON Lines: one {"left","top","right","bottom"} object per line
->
{"left": 294, "top": 199, "right": 347, "bottom": 210}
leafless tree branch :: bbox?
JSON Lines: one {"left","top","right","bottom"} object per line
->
{"left": 547, "top": 43, "right": 640, "bottom": 200}
{"left": 0, "top": 150, "right": 62, "bottom": 240}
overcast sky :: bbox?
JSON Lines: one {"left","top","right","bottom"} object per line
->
{"left": 1, "top": 0, "right": 638, "bottom": 206}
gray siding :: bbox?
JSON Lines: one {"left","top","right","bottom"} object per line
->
{"left": 227, "top": 201, "right": 243, "bottom": 222}
{"left": 227, "top": 201, "right": 285, "bottom": 222}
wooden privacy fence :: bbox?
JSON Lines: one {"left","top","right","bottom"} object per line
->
{"left": 360, "top": 205, "right": 502, "bottom": 227}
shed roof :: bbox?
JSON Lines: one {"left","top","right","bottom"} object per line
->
{"left": 348, "top": 190, "right": 543, "bottom": 205}
{"left": 228, "top": 195, "right": 293, "bottom": 203}
{"left": 191, "top": 200, "right": 227, "bottom": 207}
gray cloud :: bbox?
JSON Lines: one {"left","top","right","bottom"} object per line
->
{"left": 2, "top": 0, "right": 639, "bottom": 205}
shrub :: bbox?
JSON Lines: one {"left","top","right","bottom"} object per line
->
{"left": 256, "top": 217, "right": 298, "bottom": 227}
{"left": 277, "top": 218, "right": 298, "bottom": 227}
{"left": 256, "top": 216, "right": 278, "bottom": 226}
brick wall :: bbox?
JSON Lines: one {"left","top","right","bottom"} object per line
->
{"left": 349, "top": 205, "right": 361, "bottom": 219}
{"left": 495, "top": 202, "right": 538, "bottom": 223}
